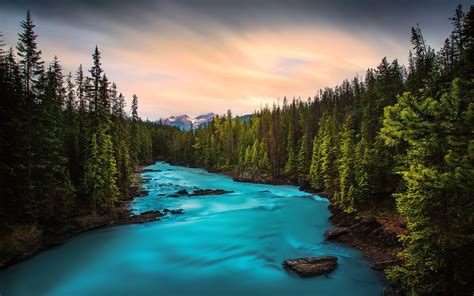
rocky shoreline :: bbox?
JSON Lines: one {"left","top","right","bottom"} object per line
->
{"left": 0, "top": 166, "right": 163, "bottom": 270}
{"left": 324, "top": 204, "right": 403, "bottom": 271}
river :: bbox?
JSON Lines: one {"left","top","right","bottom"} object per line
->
{"left": 0, "top": 162, "right": 384, "bottom": 295}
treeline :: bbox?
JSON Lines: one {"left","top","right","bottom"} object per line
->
{"left": 0, "top": 11, "right": 180, "bottom": 228}
{"left": 166, "top": 5, "right": 474, "bottom": 295}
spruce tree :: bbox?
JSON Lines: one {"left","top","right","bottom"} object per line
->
{"left": 338, "top": 116, "right": 356, "bottom": 211}
{"left": 297, "top": 134, "right": 308, "bottom": 178}
{"left": 16, "top": 10, "right": 44, "bottom": 217}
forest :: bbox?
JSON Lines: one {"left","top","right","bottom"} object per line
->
{"left": 0, "top": 10, "right": 181, "bottom": 262}
{"left": 0, "top": 4, "right": 473, "bottom": 296}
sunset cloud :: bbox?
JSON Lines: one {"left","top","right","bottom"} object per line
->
{"left": 1, "top": 0, "right": 466, "bottom": 119}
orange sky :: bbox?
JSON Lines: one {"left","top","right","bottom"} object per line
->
{"left": 1, "top": 1, "right": 463, "bottom": 120}
{"left": 77, "top": 23, "right": 405, "bottom": 119}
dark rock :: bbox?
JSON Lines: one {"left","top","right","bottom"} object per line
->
{"left": 352, "top": 216, "right": 382, "bottom": 235}
{"left": 324, "top": 227, "right": 351, "bottom": 239}
{"left": 176, "top": 189, "right": 189, "bottom": 196}
{"left": 168, "top": 189, "right": 189, "bottom": 198}
{"left": 283, "top": 256, "right": 338, "bottom": 277}
{"left": 190, "top": 189, "right": 233, "bottom": 196}
{"left": 142, "top": 169, "right": 162, "bottom": 173}
{"left": 163, "top": 208, "right": 184, "bottom": 215}
{"left": 371, "top": 259, "right": 402, "bottom": 271}
{"left": 116, "top": 210, "right": 164, "bottom": 225}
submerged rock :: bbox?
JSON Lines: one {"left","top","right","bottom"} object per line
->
{"left": 283, "top": 256, "right": 338, "bottom": 277}
{"left": 190, "top": 189, "right": 233, "bottom": 196}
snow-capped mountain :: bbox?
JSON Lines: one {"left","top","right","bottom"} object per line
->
{"left": 160, "top": 113, "right": 215, "bottom": 131}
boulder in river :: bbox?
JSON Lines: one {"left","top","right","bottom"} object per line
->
{"left": 163, "top": 208, "right": 184, "bottom": 215}
{"left": 283, "top": 256, "right": 338, "bottom": 277}
{"left": 324, "top": 227, "right": 351, "bottom": 239}
{"left": 176, "top": 189, "right": 189, "bottom": 196}
{"left": 142, "top": 169, "right": 162, "bottom": 173}
{"left": 190, "top": 189, "right": 233, "bottom": 196}
{"left": 169, "top": 189, "right": 189, "bottom": 197}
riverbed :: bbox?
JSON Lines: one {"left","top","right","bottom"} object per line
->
{"left": 0, "top": 162, "right": 384, "bottom": 295}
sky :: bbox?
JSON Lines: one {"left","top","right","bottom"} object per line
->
{"left": 0, "top": 0, "right": 469, "bottom": 120}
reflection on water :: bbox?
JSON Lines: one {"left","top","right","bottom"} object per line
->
{"left": 0, "top": 162, "right": 384, "bottom": 296}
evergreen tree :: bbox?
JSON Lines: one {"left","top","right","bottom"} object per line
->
{"left": 297, "top": 134, "right": 308, "bottom": 178}
{"left": 309, "top": 134, "right": 323, "bottom": 191}
{"left": 284, "top": 122, "right": 297, "bottom": 175}
{"left": 16, "top": 10, "right": 45, "bottom": 216}
{"left": 337, "top": 115, "right": 356, "bottom": 211}
{"left": 382, "top": 78, "right": 474, "bottom": 295}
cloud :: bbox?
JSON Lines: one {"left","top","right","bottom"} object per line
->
{"left": 1, "top": 0, "right": 469, "bottom": 119}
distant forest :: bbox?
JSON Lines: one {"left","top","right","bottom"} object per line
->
{"left": 1, "top": 5, "right": 473, "bottom": 296}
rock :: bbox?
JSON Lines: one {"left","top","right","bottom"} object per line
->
{"left": 324, "top": 227, "right": 351, "bottom": 239}
{"left": 176, "top": 189, "right": 189, "bottom": 196}
{"left": 121, "top": 210, "right": 164, "bottom": 225}
{"left": 163, "top": 208, "right": 184, "bottom": 215}
{"left": 352, "top": 216, "right": 382, "bottom": 235}
{"left": 283, "top": 256, "right": 338, "bottom": 277}
{"left": 168, "top": 189, "right": 189, "bottom": 197}
{"left": 190, "top": 189, "right": 233, "bottom": 196}
{"left": 371, "top": 259, "right": 402, "bottom": 271}
{"left": 142, "top": 169, "right": 162, "bottom": 173}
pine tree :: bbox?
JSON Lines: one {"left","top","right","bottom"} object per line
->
{"left": 382, "top": 78, "right": 474, "bottom": 295}
{"left": 84, "top": 133, "right": 102, "bottom": 213}
{"left": 309, "top": 134, "right": 323, "bottom": 191}
{"left": 34, "top": 57, "right": 74, "bottom": 223}
{"left": 338, "top": 116, "right": 356, "bottom": 211}
{"left": 98, "top": 128, "right": 119, "bottom": 211}
{"left": 89, "top": 46, "right": 103, "bottom": 117}
{"left": 16, "top": 10, "right": 44, "bottom": 215}
{"left": 297, "top": 134, "right": 308, "bottom": 178}
{"left": 284, "top": 122, "right": 297, "bottom": 175}
{"left": 0, "top": 47, "right": 29, "bottom": 222}
{"left": 320, "top": 111, "right": 339, "bottom": 194}
{"left": 130, "top": 94, "right": 141, "bottom": 166}
{"left": 16, "top": 10, "right": 43, "bottom": 95}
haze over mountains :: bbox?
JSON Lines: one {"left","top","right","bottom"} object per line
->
{"left": 160, "top": 113, "right": 216, "bottom": 131}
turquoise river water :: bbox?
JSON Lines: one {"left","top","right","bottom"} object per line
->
{"left": 0, "top": 162, "right": 384, "bottom": 295}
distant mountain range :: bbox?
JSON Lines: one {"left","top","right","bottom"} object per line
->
{"left": 160, "top": 113, "right": 216, "bottom": 131}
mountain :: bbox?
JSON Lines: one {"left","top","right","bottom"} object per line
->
{"left": 160, "top": 113, "right": 216, "bottom": 131}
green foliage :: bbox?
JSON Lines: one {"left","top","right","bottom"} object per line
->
{"left": 297, "top": 134, "right": 309, "bottom": 178}
{"left": 382, "top": 78, "right": 474, "bottom": 295}
{"left": 1, "top": 11, "right": 179, "bottom": 227}
{"left": 338, "top": 116, "right": 356, "bottom": 212}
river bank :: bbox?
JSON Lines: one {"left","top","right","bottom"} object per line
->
{"left": 0, "top": 166, "right": 157, "bottom": 270}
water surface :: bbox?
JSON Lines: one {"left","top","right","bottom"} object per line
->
{"left": 0, "top": 162, "right": 384, "bottom": 295}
